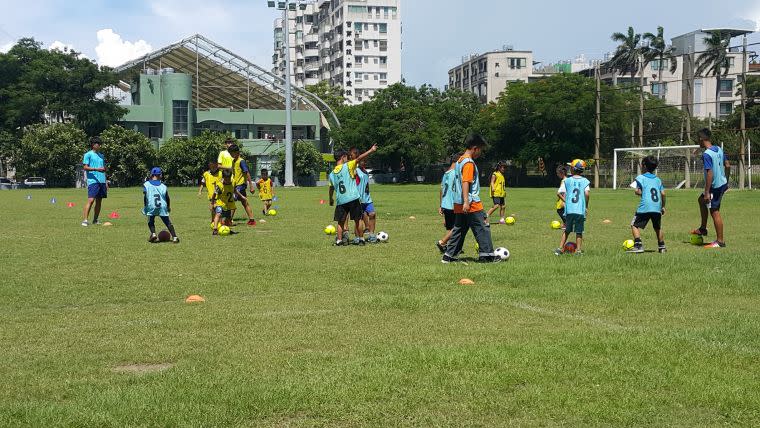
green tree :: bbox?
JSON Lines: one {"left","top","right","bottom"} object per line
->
{"left": 99, "top": 125, "right": 157, "bottom": 187}
{"left": 274, "top": 140, "right": 324, "bottom": 185}
{"left": 14, "top": 123, "right": 87, "bottom": 186}
{"left": 695, "top": 31, "right": 732, "bottom": 122}
{"left": 0, "top": 38, "right": 126, "bottom": 137}
{"left": 158, "top": 131, "right": 234, "bottom": 185}
{"left": 306, "top": 81, "right": 346, "bottom": 113}
{"left": 609, "top": 27, "right": 644, "bottom": 85}
{"left": 642, "top": 26, "right": 678, "bottom": 100}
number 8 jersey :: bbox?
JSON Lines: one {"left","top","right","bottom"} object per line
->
{"left": 634, "top": 172, "right": 664, "bottom": 213}
{"left": 329, "top": 160, "right": 360, "bottom": 205}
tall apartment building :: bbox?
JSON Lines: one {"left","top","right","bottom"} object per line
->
{"left": 585, "top": 28, "right": 754, "bottom": 120}
{"left": 447, "top": 47, "right": 552, "bottom": 104}
{"left": 272, "top": 0, "right": 402, "bottom": 105}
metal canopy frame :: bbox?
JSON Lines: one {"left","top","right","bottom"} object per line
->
{"left": 113, "top": 34, "right": 340, "bottom": 128}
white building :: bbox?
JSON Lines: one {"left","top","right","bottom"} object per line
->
{"left": 272, "top": 0, "right": 402, "bottom": 105}
{"left": 447, "top": 47, "right": 554, "bottom": 104}
{"left": 586, "top": 28, "right": 754, "bottom": 119}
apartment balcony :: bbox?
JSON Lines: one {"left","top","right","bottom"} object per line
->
{"left": 305, "top": 33, "right": 319, "bottom": 43}
{"left": 296, "top": 65, "right": 304, "bottom": 74}
{"left": 305, "top": 77, "right": 320, "bottom": 86}
{"left": 305, "top": 48, "right": 319, "bottom": 58}
{"left": 305, "top": 63, "right": 320, "bottom": 72}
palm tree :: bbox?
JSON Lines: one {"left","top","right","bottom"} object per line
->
{"left": 695, "top": 31, "right": 732, "bottom": 123}
{"left": 642, "top": 26, "right": 677, "bottom": 100}
{"left": 609, "top": 27, "right": 643, "bottom": 87}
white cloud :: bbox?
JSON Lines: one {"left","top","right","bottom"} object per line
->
{"left": 0, "top": 42, "right": 13, "bottom": 53}
{"left": 95, "top": 29, "right": 152, "bottom": 67}
{"left": 49, "top": 40, "right": 74, "bottom": 52}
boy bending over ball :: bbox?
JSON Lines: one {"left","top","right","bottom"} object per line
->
{"left": 143, "top": 167, "right": 179, "bottom": 243}
{"left": 211, "top": 170, "right": 236, "bottom": 235}
{"left": 628, "top": 156, "right": 666, "bottom": 253}
{"left": 328, "top": 144, "right": 377, "bottom": 246}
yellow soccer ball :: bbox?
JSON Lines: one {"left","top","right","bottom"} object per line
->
{"left": 690, "top": 234, "right": 704, "bottom": 245}
{"left": 550, "top": 220, "right": 562, "bottom": 230}
{"left": 268, "top": 209, "right": 277, "bottom": 216}
{"left": 505, "top": 216, "right": 516, "bottom": 225}
{"left": 324, "top": 224, "right": 336, "bottom": 235}
{"left": 622, "top": 239, "right": 635, "bottom": 250}
{"left": 219, "top": 225, "right": 231, "bottom": 236}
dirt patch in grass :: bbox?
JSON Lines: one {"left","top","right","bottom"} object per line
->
{"left": 111, "top": 363, "right": 174, "bottom": 374}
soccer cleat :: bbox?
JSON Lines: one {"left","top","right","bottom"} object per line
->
{"left": 247, "top": 219, "right": 257, "bottom": 226}
{"left": 212, "top": 229, "right": 219, "bottom": 236}
{"left": 553, "top": 248, "right": 564, "bottom": 256}
{"left": 690, "top": 227, "right": 708, "bottom": 236}
{"left": 368, "top": 235, "right": 378, "bottom": 243}
{"left": 92, "top": 219, "right": 100, "bottom": 225}
{"left": 352, "top": 237, "right": 366, "bottom": 246}
{"left": 262, "top": 209, "right": 267, "bottom": 216}
{"left": 574, "top": 250, "right": 584, "bottom": 256}
{"left": 626, "top": 244, "right": 644, "bottom": 254}
{"left": 477, "top": 256, "right": 502, "bottom": 263}
{"left": 658, "top": 245, "right": 667, "bottom": 253}
{"left": 172, "top": 236, "right": 180, "bottom": 244}
{"left": 704, "top": 241, "right": 726, "bottom": 248}
{"left": 441, "top": 255, "right": 460, "bottom": 264}
{"left": 148, "top": 233, "right": 158, "bottom": 243}
{"left": 436, "top": 241, "right": 446, "bottom": 254}
{"left": 81, "top": 220, "right": 89, "bottom": 227}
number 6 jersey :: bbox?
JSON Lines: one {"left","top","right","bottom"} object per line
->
{"left": 329, "top": 160, "right": 360, "bottom": 205}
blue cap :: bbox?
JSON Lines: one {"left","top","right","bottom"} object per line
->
{"left": 150, "top": 167, "right": 162, "bottom": 176}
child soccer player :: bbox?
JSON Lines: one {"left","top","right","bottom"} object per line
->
{"left": 555, "top": 159, "right": 590, "bottom": 256}
{"left": 442, "top": 134, "right": 499, "bottom": 263}
{"left": 437, "top": 154, "right": 458, "bottom": 253}
{"left": 628, "top": 156, "right": 666, "bottom": 253}
{"left": 211, "top": 170, "right": 236, "bottom": 235}
{"left": 229, "top": 145, "right": 256, "bottom": 226}
{"left": 486, "top": 161, "right": 507, "bottom": 225}
{"left": 198, "top": 160, "right": 221, "bottom": 222}
{"left": 143, "top": 167, "right": 179, "bottom": 243}
{"left": 356, "top": 159, "right": 377, "bottom": 242}
{"left": 328, "top": 144, "right": 377, "bottom": 246}
{"left": 555, "top": 165, "right": 568, "bottom": 229}
{"left": 256, "top": 169, "right": 275, "bottom": 215}
{"left": 692, "top": 128, "right": 730, "bottom": 248}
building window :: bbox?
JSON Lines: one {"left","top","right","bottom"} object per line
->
{"left": 379, "top": 23, "right": 387, "bottom": 34}
{"left": 373, "top": 23, "right": 378, "bottom": 31}
{"left": 148, "top": 123, "right": 162, "bottom": 138}
{"left": 235, "top": 128, "right": 248, "bottom": 139}
{"left": 373, "top": 40, "right": 378, "bottom": 48}
{"left": 348, "top": 5, "right": 366, "bottom": 14}
{"left": 509, "top": 58, "right": 527, "bottom": 69}
{"left": 719, "top": 79, "right": 733, "bottom": 94}
{"left": 364, "top": 23, "right": 369, "bottom": 30}
{"left": 719, "top": 102, "right": 733, "bottom": 116}
{"left": 364, "top": 74, "right": 369, "bottom": 80}
{"left": 172, "top": 100, "right": 188, "bottom": 137}
{"left": 651, "top": 82, "right": 667, "bottom": 96}
{"left": 354, "top": 22, "right": 362, "bottom": 32}
{"left": 495, "top": 62, "right": 500, "bottom": 67}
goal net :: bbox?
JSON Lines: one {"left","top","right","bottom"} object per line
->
{"left": 613, "top": 145, "right": 702, "bottom": 189}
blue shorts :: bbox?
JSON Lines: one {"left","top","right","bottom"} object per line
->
{"left": 362, "top": 202, "right": 375, "bottom": 214}
{"left": 87, "top": 183, "right": 107, "bottom": 199}
{"left": 565, "top": 213, "right": 585, "bottom": 234}
{"left": 705, "top": 184, "right": 728, "bottom": 209}
{"left": 234, "top": 185, "right": 247, "bottom": 200}
{"left": 214, "top": 206, "right": 232, "bottom": 218}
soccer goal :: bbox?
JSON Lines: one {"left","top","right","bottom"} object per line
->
{"left": 613, "top": 145, "right": 701, "bottom": 189}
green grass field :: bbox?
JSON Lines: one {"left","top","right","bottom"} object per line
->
{"left": 2, "top": 185, "right": 760, "bottom": 426}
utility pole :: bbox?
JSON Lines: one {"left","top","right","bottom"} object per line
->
{"left": 638, "top": 53, "right": 645, "bottom": 148}
{"left": 594, "top": 64, "right": 601, "bottom": 188}
{"left": 683, "top": 46, "right": 694, "bottom": 189}
{"left": 739, "top": 35, "right": 748, "bottom": 189}
{"left": 283, "top": 1, "right": 295, "bottom": 187}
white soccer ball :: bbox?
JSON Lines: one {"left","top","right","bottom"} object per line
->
{"left": 377, "top": 231, "right": 389, "bottom": 242}
{"left": 494, "top": 247, "right": 510, "bottom": 261}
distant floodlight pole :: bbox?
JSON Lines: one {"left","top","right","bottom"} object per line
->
{"left": 269, "top": 0, "right": 296, "bottom": 187}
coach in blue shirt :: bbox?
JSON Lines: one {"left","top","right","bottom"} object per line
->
{"left": 692, "top": 128, "right": 730, "bottom": 248}
{"left": 81, "top": 137, "right": 107, "bottom": 227}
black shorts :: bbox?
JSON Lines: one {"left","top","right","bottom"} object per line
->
{"left": 632, "top": 212, "right": 662, "bottom": 230}
{"left": 334, "top": 199, "right": 362, "bottom": 222}
{"left": 442, "top": 208, "right": 456, "bottom": 230}
{"left": 234, "top": 185, "right": 247, "bottom": 200}
{"left": 492, "top": 197, "right": 505, "bottom": 206}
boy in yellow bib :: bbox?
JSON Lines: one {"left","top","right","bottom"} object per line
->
{"left": 211, "top": 170, "right": 236, "bottom": 235}
{"left": 256, "top": 169, "right": 275, "bottom": 215}
{"left": 198, "top": 160, "right": 222, "bottom": 222}
{"left": 486, "top": 162, "right": 507, "bottom": 224}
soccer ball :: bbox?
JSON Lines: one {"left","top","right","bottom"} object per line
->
{"left": 550, "top": 220, "right": 562, "bottom": 230}
{"left": 564, "top": 242, "right": 577, "bottom": 254}
{"left": 268, "top": 209, "right": 277, "bottom": 216}
{"left": 690, "top": 234, "right": 704, "bottom": 245}
{"left": 219, "top": 225, "right": 231, "bottom": 236}
{"left": 157, "top": 230, "right": 172, "bottom": 242}
{"left": 324, "top": 224, "right": 336, "bottom": 235}
{"left": 494, "top": 247, "right": 510, "bottom": 260}
{"left": 377, "top": 231, "right": 389, "bottom": 242}
{"left": 622, "top": 239, "right": 635, "bottom": 250}
{"left": 505, "top": 216, "right": 516, "bottom": 225}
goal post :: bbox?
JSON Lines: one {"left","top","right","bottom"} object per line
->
{"left": 613, "top": 145, "right": 701, "bottom": 189}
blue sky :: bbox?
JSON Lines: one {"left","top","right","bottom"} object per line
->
{"left": 1, "top": 0, "right": 758, "bottom": 88}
